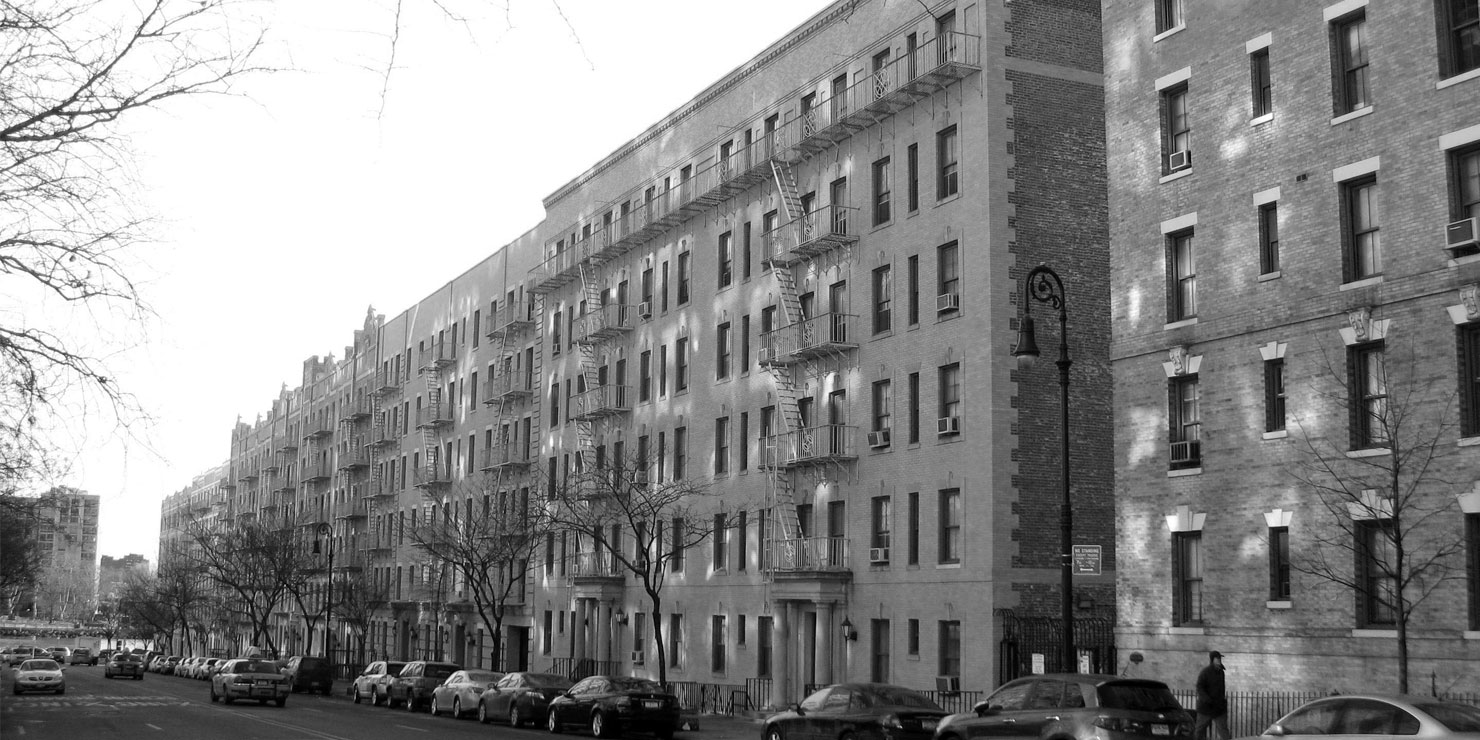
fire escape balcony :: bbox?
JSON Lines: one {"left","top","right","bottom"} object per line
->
{"left": 262, "top": 457, "right": 281, "bottom": 474}
{"left": 415, "top": 402, "right": 453, "bottom": 428}
{"left": 336, "top": 497, "right": 368, "bottom": 520}
{"left": 273, "top": 474, "right": 296, "bottom": 494}
{"left": 488, "top": 300, "right": 536, "bottom": 339}
{"left": 766, "top": 535, "right": 852, "bottom": 574}
{"left": 340, "top": 394, "right": 371, "bottom": 424}
{"left": 337, "top": 437, "right": 369, "bottom": 470}
{"left": 529, "top": 244, "right": 588, "bottom": 293}
{"left": 482, "top": 372, "right": 533, "bottom": 407}
{"left": 479, "top": 444, "right": 531, "bottom": 473}
{"left": 302, "top": 461, "right": 333, "bottom": 482}
{"left": 758, "top": 313, "right": 858, "bottom": 365}
{"left": 303, "top": 419, "right": 334, "bottom": 440}
{"left": 413, "top": 463, "right": 452, "bottom": 489}
{"left": 568, "top": 551, "right": 624, "bottom": 585}
{"left": 369, "top": 422, "right": 398, "bottom": 447}
{"left": 418, "top": 339, "right": 457, "bottom": 371}
{"left": 374, "top": 369, "right": 403, "bottom": 396}
{"left": 276, "top": 437, "right": 298, "bottom": 454}
{"left": 238, "top": 468, "right": 259, "bottom": 482}
{"left": 572, "top": 384, "right": 631, "bottom": 421}
{"left": 573, "top": 304, "right": 638, "bottom": 344}
{"left": 192, "top": 497, "right": 211, "bottom": 514}
{"left": 369, "top": 476, "right": 397, "bottom": 500}
{"left": 759, "top": 424, "right": 859, "bottom": 469}
{"left": 762, "top": 205, "right": 859, "bottom": 266}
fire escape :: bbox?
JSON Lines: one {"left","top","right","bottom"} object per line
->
{"left": 334, "top": 384, "right": 371, "bottom": 563}
{"left": 481, "top": 293, "right": 538, "bottom": 496}
{"left": 369, "top": 363, "right": 402, "bottom": 556}
{"left": 415, "top": 337, "right": 456, "bottom": 502}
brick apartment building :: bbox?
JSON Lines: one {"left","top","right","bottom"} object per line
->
{"left": 1106, "top": 0, "right": 1480, "bottom": 692}
{"left": 162, "top": 0, "right": 1114, "bottom": 700}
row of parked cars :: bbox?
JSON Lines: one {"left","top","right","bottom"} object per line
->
{"left": 1, "top": 646, "right": 96, "bottom": 666}
{"left": 348, "top": 661, "right": 681, "bottom": 739}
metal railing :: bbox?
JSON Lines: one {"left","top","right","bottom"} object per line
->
{"left": 572, "top": 384, "right": 631, "bottom": 420}
{"left": 759, "top": 313, "right": 857, "bottom": 365}
{"left": 760, "top": 205, "right": 859, "bottom": 265}
{"left": 765, "top": 535, "right": 849, "bottom": 572}
{"left": 573, "top": 303, "right": 638, "bottom": 343}
{"left": 760, "top": 424, "right": 857, "bottom": 468}
{"left": 418, "top": 339, "right": 457, "bottom": 369}
{"left": 415, "top": 403, "right": 452, "bottom": 428}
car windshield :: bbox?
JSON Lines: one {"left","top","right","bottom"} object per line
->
{"left": 610, "top": 677, "right": 664, "bottom": 692}
{"left": 239, "top": 661, "right": 279, "bottom": 673}
{"left": 466, "top": 671, "right": 502, "bottom": 683}
{"left": 526, "top": 673, "right": 574, "bottom": 689}
{"left": 860, "top": 687, "right": 942, "bottom": 710}
{"left": 1099, "top": 683, "right": 1184, "bottom": 712}
{"left": 426, "top": 665, "right": 458, "bottom": 679}
{"left": 1415, "top": 703, "right": 1480, "bottom": 732}
{"left": 21, "top": 660, "right": 60, "bottom": 671}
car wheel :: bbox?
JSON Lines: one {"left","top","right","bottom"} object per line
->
{"left": 275, "top": 696, "right": 287, "bottom": 707}
{"left": 766, "top": 727, "right": 785, "bottom": 740}
{"left": 407, "top": 695, "right": 418, "bottom": 712}
{"left": 374, "top": 688, "right": 386, "bottom": 707}
{"left": 479, "top": 700, "right": 491, "bottom": 724}
{"left": 591, "top": 711, "right": 612, "bottom": 739}
{"left": 510, "top": 704, "right": 524, "bottom": 728}
{"left": 210, "top": 685, "right": 219, "bottom": 703}
{"left": 430, "top": 697, "right": 441, "bottom": 716}
{"left": 548, "top": 708, "right": 563, "bottom": 733}
{"left": 353, "top": 686, "right": 363, "bottom": 704}
{"left": 454, "top": 698, "right": 465, "bottom": 718}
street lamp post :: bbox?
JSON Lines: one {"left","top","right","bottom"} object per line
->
{"left": 1012, "top": 264, "right": 1076, "bottom": 673}
{"left": 314, "top": 523, "right": 334, "bottom": 669}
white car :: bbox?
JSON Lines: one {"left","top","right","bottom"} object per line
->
{"left": 12, "top": 658, "right": 66, "bottom": 695}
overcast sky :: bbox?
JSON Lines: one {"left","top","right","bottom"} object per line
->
{"left": 75, "top": 0, "right": 832, "bottom": 560}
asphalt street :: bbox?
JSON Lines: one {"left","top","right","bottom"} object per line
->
{"left": 0, "top": 664, "right": 761, "bottom": 740}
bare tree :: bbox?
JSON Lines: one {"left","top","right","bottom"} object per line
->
{"left": 182, "top": 517, "right": 303, "bottom": 656}
{"left": 408, "top": 479, "right": 548, "bottom": 670}
{"left": 334, "top": 550, "right": 391, "bottom": 665}
{"left": 32, "top": 561, "right": 95, "bottom": 621}
{"left": 1289, "top": 337, "right": 1468, "bottom": 693}
{"left": 116, "top": 568, "right": 179, "bottom": 653}
{"left": 0, "top": 490, "right": 48, "bottom": 610}
{"left": 547, "top": 452, "right": 728, "bottom": 687}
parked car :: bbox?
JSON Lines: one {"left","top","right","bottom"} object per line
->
{"left": 11, "top": 658, "right": 66, "bottom": 695}
{"left": 68, "top": 647, "right": 94, "bottom": 666}
{"left": 546, "top": 675, "right": 681, "bottom": 740}
{"left": 934, "top": 674, "right": 1192, "bottom": 740}
{"left": 209, "top": 658, "right": 290, "bottom": 707}
{"left": 351, "top": 660, "right": 407, "bottom": 705}
{"left": 429, "top": 669, "right": 504, "bottom": 718}
{"left": 1255, "top": 694, "right": 1480, "bottom": 740}
{"left": 478, "top": 671, "right": 574, "bottom": 727}
{"left": 386, "top": 660, "right": 461, "bottom": 711}
{"left": 3, "top": 647, "right": 43, "bottom": 666}
{"left": 280, "top": 655, "right": 335, "bottom": 695}
{"left": 199, "top": 657, "right": 223, "bottom": 680}
{"left": 160, "top": 655, "right": 182, "bottom": 675}
{"left": 764, "top": 683, "right": 947, "bottom": 740}
{"left": 104, "top": 652, "right": 145, "bottom": 680}
{"left": 46, "top": 647, "right": 70, "bottom": 662}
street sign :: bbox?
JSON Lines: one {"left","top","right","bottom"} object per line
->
{"left": 1072, "top": 544, "right": 1102, "bottom": 575}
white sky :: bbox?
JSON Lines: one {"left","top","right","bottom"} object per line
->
{"left": 72, "top": 0, "right": 833, "bottom": 560}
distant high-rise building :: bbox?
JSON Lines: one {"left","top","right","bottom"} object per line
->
{"left": 20, "top": 488, "right": 100, "bottom": 620}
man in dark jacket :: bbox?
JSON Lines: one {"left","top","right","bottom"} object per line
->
{"left": 1194, "top": 651, "right": 1229, "bottom": 740}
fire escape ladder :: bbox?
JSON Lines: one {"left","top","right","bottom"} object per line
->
{"left": 771, "top": 264, "right": 805, "bottom": 327}
{"left": 771, "top": 159, "right": 805, "bottom": 222}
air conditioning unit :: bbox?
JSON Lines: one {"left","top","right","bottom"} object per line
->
{"left": 937, "top": 416, "right": 961, "bottom": 436}
{"left": 936, "top": 675, "right": 961, "bottom": 694}
{"left": 638, "top": 301, "right": 653, "bottom": 319}
{"left": 758, "top": 346, "right": 774, "bottom": 365}
{"left": 869, "top": 547, "right": 890, "bottom": 563}
{"left": 630, "top": 650, "right": 645, "bottom": 666}
{"left": 1446, "top": 217, "right": 1478, "bottom": 252}
{"left": 866, "top": 430, "right": 891, "bottom": 448}
{"left": 1167, "top": 149, "right": 1191, "bottom": 170}
{"left": 936, "top": 292, "right": 960, "bottom": 313}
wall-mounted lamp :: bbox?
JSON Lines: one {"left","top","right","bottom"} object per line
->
{"left": 616, "top": 609, "right": 629, "bottom": 626}
{"left": 840, "top": 616, "right": 858, "bottom": 642}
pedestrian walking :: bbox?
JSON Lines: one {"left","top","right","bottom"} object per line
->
{"left": 1194, "top": 651, "right": 1230, "bottom": 740}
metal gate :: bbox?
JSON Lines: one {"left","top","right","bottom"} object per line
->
{"left": 997, "top": 609, "right": 1116, "bottom": 685}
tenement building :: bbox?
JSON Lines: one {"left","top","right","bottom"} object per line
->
{"left": 1106, "top": 0, "right": 1480, "bottom": 692}
{"left": 165, "top": 0, "right": 1113, "bottom": 700}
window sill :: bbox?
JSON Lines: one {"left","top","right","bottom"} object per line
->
{"left": 1267, "top": 600, "right": 1292, "bottom": 610}
{"left": 1153, "top": 24, "right": 1186, "bottom": 43}
{"left": 1448, "top": 253, "right": 1480, "bottom": 268}
{"left": 1250, "top": 113, "right": 1274, "bottom": 127}
{"left": 1262, "top": 430, "right": 1288, "bottom": 440}
{"left": 1346, "top": 447, "right": 1391, "bottom": 459}
{"left": 1164, "top": 318, "right": 1198, "bottom": 330}
{"left": 1438, "top": 67, "right": 1480, "bottom": 90}
{"left": 1340, "top": 275, "right": 1384, "bottom": 291}
{"left": 1167, "top": 467, "right": 1202, "bottom": 478}
{"left": 1466, "top": 631, "right": 1480, "bottom": 640}
{"left": 1330, "top": 106, "right": 1374, "bottom": 126}
{"left": 1168, "top": 626, "right": 1206, "bottom": 635}
{"left": 936, "top": 562, "right": 962, "bottom": 570}
{"left": 1351, "top": 628, "right": 1397, "bottom": 638}
{"left": 1258, "top": 270, "right": 1281, "bottom": 282}
{"left": 1458, "top": 436, "right": 1480, "bottom": 447}
{"left": 1159, "top": 168, "right": 1193, "bottom": 185}
{"left": 936, "top": 310, "right": 961, "bottom": 323}
{"left": 870, "top": 219, "right": 893, "bottom": 234}
{"left": 935, "top": 192, "right": 963, "bottom": 209}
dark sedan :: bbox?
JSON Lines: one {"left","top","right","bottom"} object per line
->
{"left": 762, "top": 683, "right": 948, "bottom": 740}
{"left": 478, "top": 671, "right": 574, "bottom": 726}
{"left": 547, "top": 675, "right": 680, "bottom": 739}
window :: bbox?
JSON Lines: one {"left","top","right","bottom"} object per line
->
{"left": 1155, "top": 0, "right": 1183, "bottom": 33}
{"left": 675, "top": 337, "right": 689, "bottom": 392}
{"left": 736, "top": 510, "right": 748, "bottom": 572}
{"left": 1162, "top": 84, "right": 1191, "bottom": 172}
{"left": 742, "top": 222, "right": 753, "bottom": 279}
{"left": 1169, "top": 230, "right": 1196, "bottom": 321}
{"left": 718, "top": 232, "right": 733, "bottom": 288}
{"left": 1440, "top": 0, "right": 1480, "bottom": 78}
{"left": 873, "top": 265, "right": 892, "bottom": 334}
{"left": 714, "top": 416, "right": 730, "bottom": 476}
{"left": 1469, "top": 513, "right": 1480, "bottom": 630}
{"left": 907, "top": 143, "right": 920, "bottom": 211}
{"left": 938, "top": 363, "right": 961, "bottom": 430}
{"left": 659, "top": 345, "right": 668, "bottom": 396}
{"left": 907, "top": 255, "right": 920, "bottom": 324}
{"left": 711, "top": 615, "right": 726, "bottom": 673}
{"left": 873, "top": 157, "right": 892, "bottom": 225}
{"left": 674, "top": 427, "right": 687, "bottom": 480}
{"left": 872, "top": 380, "right": 892, "bottom": 443}
{"left": 1453, "top": 146, "right": 1480, "bottom": 258}
{"left": 1350, "top": 342, "right": 1388, "bottom": 448}
{"left": 1269, "top": 526, "right": 1291, "bottom": 601}
{"left": 1332, "top": 13, "right": 1370, "bottom": 115}
{"left": 1343, "top": 177, "right": 1381, "bottom": 281}
{"left": 639, "top": 350, "right": 652, "bottom": 402}
{"left": 907, "top": 619, "right": 920, "bottom": 656}
{"left": 1265, "top": 358, "right": 1287, "bottom": 433}
{"left": 1251, "top": 48, "right": 1272, "bottom": 118}
{"left": 1173, "top": 531, "right": 1203, "bottom": 625}
{"left": 870, "top": 496, "right": 891, "bottom": 559}
{"left": 937, "top": 242, "right": 959, "bottom": 310}
{"left": 1462, "top": 325, "right": 1480, "bottom": 436}
{"left": 939, "top": 621, "right": 961, "bottom": 677}
{"left": 1259, "top": 202, "right": 1280, "bottom": 274}
{"left": 716, "top": 322, "right": 732, "bottom": 380}
{"left": 713, "top": 513, "right": 728, "bottom": 570}
{"left": 668, "top": 613, "right": 684, "bottom": 667}
{"left": 761, "top": 210, "right": 777, "bottom": 272}
{"left": 937, "top": 126, "right": 959, "bottom": 199}
{"left": 657, "top": 431, "right": 666, "bottom": 483}
{"left": 757, "top": 616, "right": 772, "bottom": 677}
{"left": 1358, "top": 519, "right": 1397, "bottom": 627}
{"left": 551, "top": 309, "right": 562, "bottom": 355}
{"left": 739, "top": 412, "right": 749, "bottom": 472}
{"left": 677, "top": 251, "right": 691, "bottom": 304}
{"left": 908, "top": 372, "right": 921, "bottom": 443}
{"left": 908, "top": 491, "right": 920, "bottom": 564}
{"left": 1170, "top": 375, "right": 1201, "bottom": 469}
{"left": 661, "top": 259, "right": 670, "bottom": 311}
{"left": 938, "top": 489, "right": 961, "bottom": 564}
{"left": 870, "top": 619, "right": 891, "bottom": 682}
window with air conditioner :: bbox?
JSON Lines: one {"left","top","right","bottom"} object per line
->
{"left": 1162, "top": 84, "right": 1191, "bottom": 174}
{"left": 1448, "top": 146, "right": 1480, "bottom": 258}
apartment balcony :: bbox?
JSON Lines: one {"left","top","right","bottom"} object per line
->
{"left": 273, "top": 474, "right": 296, "bottom": 494}
{"left": 236, "top": 509, "right": 256, "bottom": 521}
{"left": 276, "top": 437, "right": 298, "bottom": 454}
{"left": 418, "top": 339, "right": 457, "bottom": 371}
{"left": 337, "top": 437, "right": 369, "bottom": 470}
{"left": 374, "top": 368, "right": 403, "bottom": 396}
{"left": 766, "top": 535, "right": 851, "bottom": 574}
{"left": 572, "top": 384, "right": 631, "bottom": 421}
{"left": 479, "top": 444, "right": 531, "bottom": 473}
{"left": 219, "top": 477, "right": 236, "bottom": 491}
{"left": 488, "top": 300, "right": 536, "bottom": 339}
{"left": 529, "top": 244, "right": 587, "bottom": 293}
{"left": 413, "top": 463, "right": 452, "bottom": 489}
{"left": 368, "top": 476, "right": 398, "bottom": 500}
{"left": 758, "top": 313, "right": 858, "bottom": 365}
{"left": 237, "top": 468, "right": 259, "bottom": 482}
{"left": 191, "top": 497, "right": 211, "bottom": 514}
{"left": 302, "top": 419, "right": 334, "bottom": 440}
{"left": 759, "top": 424, "right": 858, "bottom": 469}
{"left": 573, "top": 304, "right": 638, "bottom": 344}
{"left": 368, "top": 421, "right": 398, "bottom": 447}
{"left": 302, "top": 461, "right": 333, "bottom": 483}
{"left": 336, "top": 497, "right": 368, "bottom": 520}
{"left": 262, "top": 456, "right": 281, "bottom": 474}
{"left": 369, "top": 538, "right": 395, "bottom": 554}
{"left": 415, "top": 402, "right": 453, "bottom": 428}
{"left": 340, "top": 394, "right": 371, "bottom": 423}
{"left": 761, "top": 205, "right": 859, "bottom": 266}
{"left": 482, "top": 372, "right": 533, "bottom": 407}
